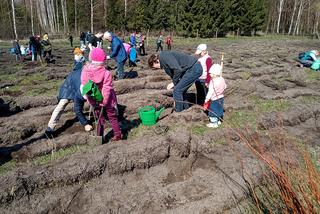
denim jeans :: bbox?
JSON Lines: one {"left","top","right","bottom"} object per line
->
{"left": 173, "top": 62, "right": 202, "bottom": 112}
{"left": 208, "top": 98, "right": 224, "bottom": 120}
{"left": 117, "top": 60, "right": 125, "bottom": 79}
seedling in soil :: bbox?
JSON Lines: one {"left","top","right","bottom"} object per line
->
{"left": 239, "top": 71, "right": 251, "bottom": 80}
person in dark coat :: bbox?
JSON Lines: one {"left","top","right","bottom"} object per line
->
{"left": 69, "top": 33, "right": 73, "bottom": 47}
{"left": 12, "top": 39, "right": 21, "bottom": 61}
{"left": 148, "top": 51, "right": 203, "bottom": 112}
{"left": 103, "top": 31, "right": 128, "bottom": 79}
{"left": 80, "top": 31, "right": 86, "bottom": 48}
{"left": 46, "top": 47, "right": 92, "bottom": 133}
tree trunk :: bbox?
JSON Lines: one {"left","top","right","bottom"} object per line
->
{"left": 294, "top": 0, "right": 303, "bottom": 35}
{"left": 61, "top": 0, "right": 68, "bottom": 34}
{"left": 124, "top": 0, "right": 127, "bottom": 18}
{"left": 47, "top": 0, "right": 56, "bottom": 33}
{"left": 56, "top": 0, "right": 60, "bottom": 32}
{"left": 90, "top": 0, "right": 93, "bottom": 33}
{"left": 288, "top": 0, "right": 297, "bottom": 35}
{"left": 74, "top": 0, "right": 77, "bottom": 33}
{"left": 104, "top": 0, "right": 107, "bottom": 28}
{"left": 11, "top": 0, "right": 18, "bottom": 39}
{"left": 276, "top": 0, "right": 284, "bottom": 34}
{"left": 30, "top": 0, "right": 34, "bottom": 35}
{"left": 314, "top": 11, "right": 319, "bottom": 38}
{"left": 306, "top": 0, "right": 311, "bottom": 34}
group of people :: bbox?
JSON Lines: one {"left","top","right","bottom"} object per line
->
{"left": 46, "top": 31, "right": 226, "bottom": 143}
{"left": 156, "top": 32, "right": 173, "bottom": 52}
{"left": 11, "top": 33, "right": 53, "bottom": 63}
{"left": 46, "top": 31, "right": 129, "bottom": 142}
{"left": 148, "top": 43, "right": 226, "bottom": 128}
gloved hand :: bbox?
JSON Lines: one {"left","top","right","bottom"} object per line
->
{"left": 84, "top": 124, "right": 93, "bottom": 132}
{"left": 203, "top": 101, "right": 210, "bottom": 110}
{"left": 107, "top": 55, "right": 111, "bottom": 60}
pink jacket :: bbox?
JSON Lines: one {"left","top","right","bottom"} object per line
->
{"left": 81, "top": 64, "right": 117, "bottom": 108}
{"left": 198, "top": 54, "right": 213, "bottom": 83}
{"left": 205, "top": 76, "right": 226, "bottom": 102}
{"left": 123, "top": 43, "right": 131, "bottom": 55}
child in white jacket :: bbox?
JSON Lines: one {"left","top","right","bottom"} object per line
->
{"left": 204, "top": 64, "right": 226, "bottom": 128}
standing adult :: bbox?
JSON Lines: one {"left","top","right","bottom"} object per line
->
{"left": 68, "top": 33, "right": 73, "bottom": 47}
{"left": 12, "top": 39, "right": 21, "bottom": 61}
{"left": 156, "top": 32, "right": 164, "bottom": 52}
{"left": 103, "top": 31, "right": 128, "bottom": 80}
{"left": 148, "top": 51, "right": 203, "bottom": 112}
{"left": 129, "top": 32, "right": 136, "bottom": 48}
{"left": 80, "top": 31, "right": 86, "bottom": 48}
{"left": 88, "top": 31, "right": 104, "bottom": 60}
{"left": 41, "top": 33, "right": 52, "bottom": 61}
{"left": 138, "top": 33, "right": 146, "bottom": 55}
{"left": 85, "top": 31, "right": 92, "bottom": 45}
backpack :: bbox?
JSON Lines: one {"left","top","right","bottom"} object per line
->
{"left": 82, "top": 80, "right": 103, "bottom": 102}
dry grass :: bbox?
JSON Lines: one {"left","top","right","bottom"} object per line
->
{"left": 236, "top": 127, "right": 320, "bottom": 213}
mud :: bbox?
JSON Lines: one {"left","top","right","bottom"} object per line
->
{"left": 0, "top": 38, "right": 319, "bottom": 213}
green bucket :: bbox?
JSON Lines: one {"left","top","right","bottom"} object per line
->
{"left": 138, "top": 106, "right": 164, "bottom": 126}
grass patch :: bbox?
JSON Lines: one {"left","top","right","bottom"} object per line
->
{"left": 239, "top": 71, "right": 251, "bottom": 80}
{"left": 0, "top": 159, "right": 17, "bottom": 175}
{"left": 32, "top": 145, "right": 88, "bottom": 166}
{"left": 127, "top": 124, "right": 154, "bottom": 139}
{"left": 192, "top": 125, "right": 208, "bottom": 135}
{"left": 225, "top": 110, "right": 257, "bottom": 128}
{"left": 208, "top": 139, "right": 225, "bottom": 145}
{"left": 250, "top": 96, "right": 292, "bottom": 113}
{"left": 297, "top": 95, "right": 320, "bottom": 105}
{"left": 305, "top": 69, "right": 320, "bottom": 84}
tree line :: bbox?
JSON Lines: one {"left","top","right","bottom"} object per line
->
{"left": 1, "top": 0, "right": 319, "bottom": 40}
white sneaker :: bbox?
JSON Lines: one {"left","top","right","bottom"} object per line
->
{"left": 206, "top": 123, "right": 219, "bottom": 128}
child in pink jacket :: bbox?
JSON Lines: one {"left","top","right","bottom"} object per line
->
{"left": 81, "top": 47, "right": 121, "bottom": 142}
{"left": 204, "top": 64, "right": 226, "bottom": 128}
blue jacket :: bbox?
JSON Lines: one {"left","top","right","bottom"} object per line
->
{"left": 110, "top": 35, "right": 127, "bottom": 63}
{"left": 58, "top": 60, "right": 88, "bottom": 126}
{"left": 130, "top": 35, "right": 136, "bottom": 46}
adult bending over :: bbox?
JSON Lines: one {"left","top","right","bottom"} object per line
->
{"left": 103, "top": 31, "right": 127, "bottom": 80}
{"left": 148, "top": 51, "right": 203, "bottom": 112}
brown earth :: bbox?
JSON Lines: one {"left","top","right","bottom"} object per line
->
{"left": 0, "top": 38, "right": 319, "bottom": 213}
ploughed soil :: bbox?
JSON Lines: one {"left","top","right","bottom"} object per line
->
{"left": 0, "top": 38, "right": 319, "bottom": 213}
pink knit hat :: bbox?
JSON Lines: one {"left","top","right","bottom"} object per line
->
{"left": 91, "top": 48, "right": 106, "bottom": 63}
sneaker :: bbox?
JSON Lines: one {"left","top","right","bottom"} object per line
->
{"left": 206, "top": 123, "right": 219, "bottom": 128}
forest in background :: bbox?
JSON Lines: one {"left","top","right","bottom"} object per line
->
{"left": 0, "top": 0, "right": 319, "bottom": 40}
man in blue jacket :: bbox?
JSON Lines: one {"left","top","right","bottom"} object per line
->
{"left": 103, "top": 31, "right": 127, "bottom": 79}
{"left": 46, "top": 48, "right": 93, "bottom": 134}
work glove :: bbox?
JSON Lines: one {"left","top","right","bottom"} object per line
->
{"left": 84, "top": 124, "right": 93, "bottom": 132}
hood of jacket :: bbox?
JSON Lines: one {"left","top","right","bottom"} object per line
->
{"left": 82, "top": 64, "right": 106, "bottom": 84}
